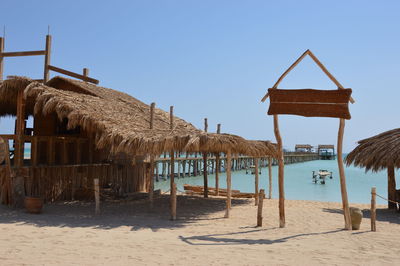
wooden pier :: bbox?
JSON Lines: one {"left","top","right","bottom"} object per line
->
{"left": 152, "top": 152, "right": 318, "bottom": 180}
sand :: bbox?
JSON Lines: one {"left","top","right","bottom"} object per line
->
{"left": 0, "top": 195, "right": 399, "bottom": 266}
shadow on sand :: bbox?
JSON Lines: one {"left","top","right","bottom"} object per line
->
{"left": 179, "top": 228, "right": 344, "bottom": 246}
{"left": 322, "top": 207, "right": 400, "bottom": 225}
{"left": 0, "top": 195, "right": 250, "bottom": 232}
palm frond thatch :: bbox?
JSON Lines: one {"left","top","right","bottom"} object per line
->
{"left": 0, "top": 76, "right": 278, "bottom": 158}
{"left": 345, "top": 128, "right": 400, "bottom": 172}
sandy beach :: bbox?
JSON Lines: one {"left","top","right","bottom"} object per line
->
{"left": 0, "top": 195, "right": 399, "bottom": 266}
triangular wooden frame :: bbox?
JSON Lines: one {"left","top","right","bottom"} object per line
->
{"left": 262, "top": 50, "right": 353, "bottom": 230}
{"left": 261, "top": 49, "right": 355, "bottom": 103}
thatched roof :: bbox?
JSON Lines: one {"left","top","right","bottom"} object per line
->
{"left": 0, "top": 76, "right": 278, "bottom": 158}
{"left": 318, "top": 145, "right": 334, "bottom": 149}
{"left": 295, "top": 144, "right": 312, "bottom": 149}
{"left": 346, "top": 128, "right": 400, "bottom": 172}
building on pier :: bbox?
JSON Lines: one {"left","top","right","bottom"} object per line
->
{"left": 318, "top": 145, "right": 336, "bottom": 160}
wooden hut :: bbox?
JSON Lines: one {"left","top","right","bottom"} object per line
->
{"left": 318, "top": 144, "right": 336, "bottom": 160}
{"left": 0, "top": 76, "right": 277, "bottom": 208}
{"left": 295, "top": 144, "right": 313, "bottom": 153}
{"left": 346, "top": 129, "right": 400, "bottom": 210}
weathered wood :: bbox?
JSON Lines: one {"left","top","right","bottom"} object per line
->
{"left": 31, "top": 137, "right": 38, "bottom": 166}
{"left": 387, "top": 165, "right": 397, "bottom": 209}
{"left": 170, "top": 150, "right": 176, "bottom": 220}
{"left": 15, "top": 90, "right": 26, "bottom": 167}
{"left": 274, "top": 115, "right": 285, "bottom": 228}
{"left": 48, "top": 65, "right": 99, "bottom": 84}
{"left": 94, "top": 178, "right": 100, "bottom": 215}
{"left": 0, "top": 37, "right": 4, "bottom": 81}
{"left": 150, "top": 103, "right": 155, "bottom": 129}
{"left": 203, "top": 118, "right": 208, "bottom": 198}
{"left": 337, "top": 118, "right": 351, "bottom": 230}
{"left": 43, "top": 35, "right": 52, "bottom": 83}
{"left": 254, "top": 158, "right": 259, "bottom": 206}
{"left": 257, "top": 189, "right": 265, "bottom": 227}
{"left": 371, "top": 187, "right": 376, "bottom": 232}
{"left": 224, "top": 150, "right": 232, "bottom": 218}
{"left": 268, "top": 102, "right": 351, "bottom": 119}
{"left": 261, "top": 50, "right": 355, "bottom": 103}
{"left": 83, "top": 68, "right": 89, "bottom": 77}
{"left": 268, "top": 88, "right": 352, "bottom": 103}
{"left": 1, "top": 50, "right": 46, "bottom": 57}
{"left": 268, "top": 156, "right": 272, "bottom": 199}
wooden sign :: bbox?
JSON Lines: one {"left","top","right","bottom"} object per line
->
{"left": 267, "top": 88, "right": 352, "bottom": 119}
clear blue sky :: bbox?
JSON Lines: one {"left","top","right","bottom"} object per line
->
{"left": 1, "top": 0, "right": 400, "bottom": 152}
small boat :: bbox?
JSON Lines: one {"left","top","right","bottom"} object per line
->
{"left": 246, "top": 165, "right": 261, "bottom": 175}
{"left": 312, "top": 170, "right": 332, "bottom": 184}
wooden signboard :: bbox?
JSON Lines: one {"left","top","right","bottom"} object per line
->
{"left": 268, "top": 88, "right": 352, "bottom": 119}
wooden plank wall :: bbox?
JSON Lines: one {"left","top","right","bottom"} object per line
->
{"left": 0, "top": 163, "right": 148, "bottom": 204}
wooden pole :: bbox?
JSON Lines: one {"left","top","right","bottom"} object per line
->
{"left": 215, "top": 124, "right": 221, "bottom": 196}
{"left": 255, "top": 158, "right": 259, "bottom": 206}
{"left": 371, "top": 187, "right": 376, "bottom": 232}
{"left": 203, "top": 118, "right": 208, "bottom": 198}
{"left": 387, "top": 165, "right": 397, "bottom": 209}
{"left": 257, "top": 189, "right": 265, "bottom": 227}
{"left": 169, "top": 106, "right": 176, "bottom": 220}
{"left": 0, "top": 37, "right": 4, "bottom": 81}
{"left": 273, "top": 115, "right": 285, "bottom": 228}
{"left": 94, "top": 178, "right": 100, "bottom": 215}
{"left": 224, "top": 150, "right": 232, "bottom": 218}
{"left": 43, "top": 35, "right": 52, "bottom": 83}
{"left": 149, "top": 102, "right": 155, "bottom": 206}
{"left": 337, "top": 118, "right": 351, "bottom": 230}
{"left": 268, "top": 156, "right": 272, "bottom": 199}
{"left": 83, "top": 68, "right": 89, "bottom": 78}
{"left": 170, "top": 151, "right": 176, "bottom": 220}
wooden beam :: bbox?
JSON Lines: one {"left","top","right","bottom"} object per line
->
{"left": 149, "top": 102, "right": 155, "bottom": 206}
{"left": 371, "top": 187, "right": 376, "bottom": 232}
{"left": 255, "top": 158, "right": 259, "bottom": 206}
{"left": 337, "top": 118, "right": 351, "bottom": 230}
{"left": 170, "top": 151, "right": 176, "bottom": 220}
{"left": 203, "top": 118, "right": 208, "bottom": 198}
{"left": 274, "top": 115, "right": 285, "bottom": 228}
{"left": 1, "top": 50, "right": 46, "bottom": 57}
{"left": 14, "top": 90, "right": 26, "bottom": 167}
{"left": 387, "top": 165, "right": 397, "bottom": 209}
{"left": 224, "top": 150, "right": 232, "bottom": 218}
{"left": 43, "top": 35, "right": 52, "bottom": 83}
{"left": 261, "top": 50, "right": 355, "bottom": 103}
{"left": 257, "top": 189, "right": 265, "bottom": 227}
{"left": 48, "top": 65, "right": 99, "bottom": 84}
{"left": 268, "top": 156, "right": 272, "bottom": 199}
{"left": 215, "top": 124, "right": 221, "bottom": 196}
{"left": 0, "top": 37, "right": 4, "bottom": 81}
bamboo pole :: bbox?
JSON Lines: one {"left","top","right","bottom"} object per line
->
{"left": 254, "top": 158, "right": 259, "bottom": 206}
{"left": 203, "top": 118, "right": 208, "bottom": 198}
{"left": 94, "top": 178, "right": 100, "bottom": 215}
{"left": 224, "top": 150, "right": 232, "bottom": 218}
{"left": 371, "top": 187, "right": 376, "bottom": 232}
{"left": 273, "top": 115, "right": 285, "bottom": 228}
{"left": 337, "top": 118, "right": 351, "bottom": 230}
{"left": 257, "top": 189, "right": 265, "bottom": 227}
{"left": 268, "top": 156, "right": 272, "bottom": 199}
{"left": 387, "top": 165, "right": 397, "bottom": 209}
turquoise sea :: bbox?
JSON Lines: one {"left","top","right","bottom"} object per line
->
{"left": 23, "top": 146, "right": 394, "bottom": 205}
{"left": 155, "top": 159, "right": 397, "bottom": 205}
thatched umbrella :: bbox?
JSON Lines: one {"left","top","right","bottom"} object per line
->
{"left": 346, "top": 128, "right": 400, "bottom": 209}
